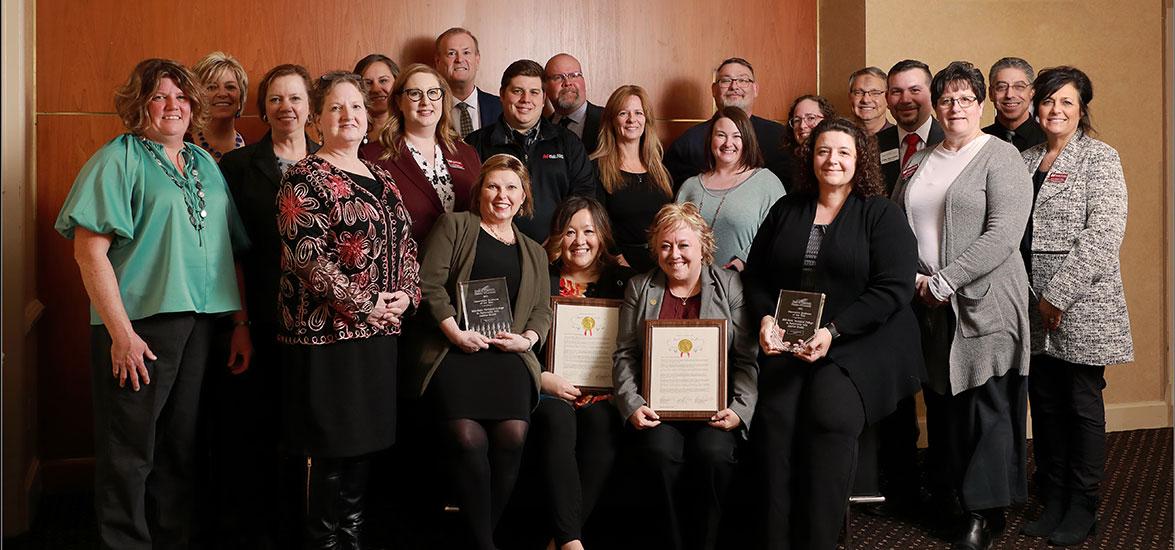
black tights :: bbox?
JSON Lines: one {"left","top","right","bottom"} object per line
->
{"left": 444, "top": 418, "right": 528, "bottom": 550}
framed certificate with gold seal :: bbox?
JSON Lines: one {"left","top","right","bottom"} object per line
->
{"left": 641, "top": 319, "right": 727, "bottom": 420}
{"left": 546, "top": 297, "right": 623, "bottom": 392}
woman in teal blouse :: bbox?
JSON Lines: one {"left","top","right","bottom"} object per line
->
{"left": 54, "top": 58, "right": 250, "bottom": 549}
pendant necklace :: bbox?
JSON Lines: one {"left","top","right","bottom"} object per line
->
{"left": 141, "top": 137, "right": 207, "bottom": 244}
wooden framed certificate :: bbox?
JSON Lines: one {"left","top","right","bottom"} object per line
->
{"left": 546, "top": 297, "right": 623, "bottom": 391}
{"left": 459, "top": 277, "right": 513, "bottom": 337}
{"left": 641, "top": 319, "right": 727, "bottom": 420}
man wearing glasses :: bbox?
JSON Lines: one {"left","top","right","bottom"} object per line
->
{"left": 848, "top": 66, "right": 894, "bottom": 135}
{"left": 543, "top": 53, "right": 604, "bottom": 156}
{"left": 663, "top": 57, "right": 788, "bottom": 189}
{"left": 877, "top": 59, "right": 944, "bottom": 194}
{"left": 982, "top": 57, "right": 1046, "bottom": 152}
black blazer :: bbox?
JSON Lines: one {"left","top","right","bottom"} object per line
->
{"left": 742, "top": 192, "right": 925, "bottom": 423}
{"left": 477, "top": 88, "right": 503, "bottom": 129}
{"left": 218, "top": 132, "right": 320, "bottom": 329}
{"left": 545, "top": 101, "right": 604, "bottom": 156}
{"left": 876, "top": 118, "right": 944, "bottom": 194}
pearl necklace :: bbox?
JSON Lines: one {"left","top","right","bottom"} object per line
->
{"left": 140, "top": 137, "right": 208, "bottom": 241}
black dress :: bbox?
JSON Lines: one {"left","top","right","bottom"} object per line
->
{"left": 599, "top": 170, "right": 672, "bottom": 274}
{"left": 281, "top": 170, "right": 399, "bottom": 458}
{"left": 426, "top": 228, "right": 533, "bottom": 420}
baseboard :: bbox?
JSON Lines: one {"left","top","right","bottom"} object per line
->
{"left": 914, "top": 399, "right": 1172, "bottom": 448}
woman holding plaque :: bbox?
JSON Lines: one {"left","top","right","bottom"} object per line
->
{"left": 416, "top": 153, "right": 553, "bottom": 550}
{"left": 743, "top": 117, "right": 923, "bottom": 550}
{"left": 276, "top": 71, "right": 421, "bottom": 548}
{"left": 1019, "top": 67, "right": 1132, "bottom": 546}
{"left": 891, "top": 61, "right": 1032, "bottom": 549}
{"left": 612, "top": 202, "right": 758, "bottom": 550}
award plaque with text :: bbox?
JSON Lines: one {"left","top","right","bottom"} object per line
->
{"left": 459, "top": 277, "right": 513, "bottom": 337}
{"left": 774, "top": 290, "right": 826, "bottom": 343}
{"left": 546, "top": 297, "right": 623, "bottom": 391}
{"left": 641, "top": 319, "right": 727, "bottom": 420}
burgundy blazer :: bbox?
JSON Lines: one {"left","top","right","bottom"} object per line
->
{"left": 360, "top": 139, "right": 481, "bottom": 241}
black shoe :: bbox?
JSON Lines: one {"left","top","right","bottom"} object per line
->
{"left": 306, "top": 457, "right": 344, "bottom": 549}
{"left": 337, "top": 459, "right": 370, "bottom": 550}
{"left": 1022, "top": 493, "right": 1068, "bottom": 537}
{"left": 951, "top": 513, "right": 992, "bottom": 550}
{"left": 980, "top": 507, "right": 1006, "bottom": 536}
{"left": 1048, "top": 494, "right": 1098, "bottom": 546}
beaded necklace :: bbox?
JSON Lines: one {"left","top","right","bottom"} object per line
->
{"left": 196, "top": 130, "right": 245, "bottom": 161}
{"left": 140, "top": 137, "right": 208, "bottom": 244}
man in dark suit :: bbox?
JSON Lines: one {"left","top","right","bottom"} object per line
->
{"left": 435, "top": 27, "right": 502, "bottom": 138}
{"left": 663, "top": 57, "right": 788, "bottom": 189}
{"left": 543, "top": 53, "right": 604, "bottom": 156}
{"left": 982, "top": 57, "right": 1046, "bottom": 152}
{"left": 877, "top": 59, "right": 944, "bottom": 195}
{"left": 465, "top": 59, "right": 596, "bottom": 243}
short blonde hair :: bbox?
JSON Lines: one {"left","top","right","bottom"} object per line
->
{"left": 193, "top": 51, "right": 249, "bottom": 117}
{"left": 647, "top": 202, "right": 716, "bottom": 266}
{"left": 469, "top": 154, "right": 535, "bottom": 219}
{"left": 114, "top": 58, "right": 208, "bottom": 135}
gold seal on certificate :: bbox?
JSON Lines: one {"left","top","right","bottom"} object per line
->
{"left": 774, "top": 290, "right": 826, "bottom": 343}
{"left": 641, "top": 319, "right": 727, "bottom": 420}
{"left": 459, "top": 277, "right": 513, "bottom": 337}
{"left": 546, "top": 297, "right": 622, "bottom": 391}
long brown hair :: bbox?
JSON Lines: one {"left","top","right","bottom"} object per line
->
{"left": 544, "top": 196, "right": 619, "bottom": 269}
{"left": 377, "top": 63, "right": 460, "bottom": 160}
{"left": 591, "top": 85, "right": 672, "bottom": 197}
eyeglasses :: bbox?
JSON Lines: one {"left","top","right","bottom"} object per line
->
{"left": 992, "top": 82, "right": 1031, "bottom": 93}
{"left": 789, "top": 114, "right": 824, "bottom": 127}
{"left": 545, "top": 71, "right": 583, "bottom": 83}
{"left": 400, "top": 87, "right": 444, "bottom": 102}
{"left": 717, "top": 77, "right": 755, "bottom": 88}
{"left": 850, "top": 89, "right": 885, "bottom": 99}
{"left": 937, "top": 96, "right": 978, "bottom": 109}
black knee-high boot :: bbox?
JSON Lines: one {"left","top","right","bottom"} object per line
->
{"left": 305, "top": 457, "right": 345, "bottom": 550}
{"left": 337, "top": 458, "right": 370, "bottom": 550}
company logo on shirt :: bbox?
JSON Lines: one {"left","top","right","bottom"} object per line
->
{"left": 542, "top": 153, "right": 565, "bottom": 160}
{"left": 446, "top": 160, "right": 466, "bottom": 171}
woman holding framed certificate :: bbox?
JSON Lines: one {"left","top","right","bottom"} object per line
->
{"left": 612, "top": 203, "right": 758, "bottom": 550}
{"left": 416, "top": 153, "right": 553, "bottom": 550}
{"left": 743, "top": 117, "right": 923, "bottom": 550}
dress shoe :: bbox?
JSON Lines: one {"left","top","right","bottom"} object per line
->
{"left": 951, "top": 513, "right": 992, "bottom": 550}
{"left": 1048, "top": 493, "right": 1098, "bottom": 546}
{"left": 1022, "top": 493, "right": 1068, "bottom": 537}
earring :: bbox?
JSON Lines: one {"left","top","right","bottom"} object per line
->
{"left": 362, "top": 136, "right": 369, "bottom": 145}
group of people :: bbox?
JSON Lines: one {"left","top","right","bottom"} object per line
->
{"left": 55, "top": 24, "right": 1133, "bottom": 550}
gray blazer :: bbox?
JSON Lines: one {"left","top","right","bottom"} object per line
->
{"left": 612, "top": 265, "right": 758, "bottom": 433}
{"left": 1022, "top": 132, "right": 1134, "bottom": 365}
{"left": 893, "top": 136, "right": 1032, "bottom": 394}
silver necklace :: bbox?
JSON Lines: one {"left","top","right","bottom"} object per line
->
{"left": 141, "top": 137, "right": 207, "bottom": 239}
{"left": 481, "top": 222, "right": 515, "bottom": 245}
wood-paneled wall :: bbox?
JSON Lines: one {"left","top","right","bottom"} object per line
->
{"left": 35, "top": 0, "right": 817, "bottom": 462}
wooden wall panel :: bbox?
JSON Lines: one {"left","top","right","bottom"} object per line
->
{"left": 35, "top": 0, "right": 817, "bottom": 462}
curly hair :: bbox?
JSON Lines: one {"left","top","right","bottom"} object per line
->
{"left": 114, "top": 58, "right": 208, "bottom": 135}
{"left": 782, "top": 94, "right": 837, "bottom": 152}
{"left": 544, "top": 196, "right": 619, "bottom": 269}
{"left": 792, "top": 117, "right": 885, "bottom": 199}
{"left": 647, "top": 202, "right": 717, "bottom": 266}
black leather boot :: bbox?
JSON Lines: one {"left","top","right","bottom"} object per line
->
{"left": 305, "top": 457, "right": 344, "bottom": 549}
{"left": 337, "top": 458, "right": 370, "bottom": 550}
{"left": 1022, "top": 488, "right": 1068, "bottom": 537}
{"left": 1048, "top": 493, "right": 1098, "bottom": 546}
{"left": 951, "top": 512, "right": 992, "bottom": 550}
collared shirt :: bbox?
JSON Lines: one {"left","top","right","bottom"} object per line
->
{"left": 982, "top": 116, "right": 1046, "bottom": 152}
{"left": 449, "top": 87, "right": 483, "bottom": 134}
{"left": 507, "top": 122, "right": 541, "bottom": 150}
{"left": 55, "top": 134, "right": 248, "bottom": 324}
{"left": 550, "top": 101, "right": 589, "bottom": 139}
{"left": 897, "top": 116, "right": 935, "bottom": 154}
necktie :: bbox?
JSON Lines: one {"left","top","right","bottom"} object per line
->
{"left": 901, "top": 132, "right": 922, "bottom": 168}
{"left": 456, "top": 102, "right": 474, "bottom": 138}
{"left": 1005, "top": 129, "right": 1016, "bottom": 144}
{"left": 558, "top": 117, "right": 574, "bottom": 129}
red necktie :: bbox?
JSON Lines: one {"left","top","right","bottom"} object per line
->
{"left": 901, "top": 133, "right": 922, "bottom": 167}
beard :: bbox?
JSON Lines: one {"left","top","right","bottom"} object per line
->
{"left": 719, "top": 94, "right": 751, "bottom": 112}
{"left": 554, "top": 88, "right": 581, "bottom": 112}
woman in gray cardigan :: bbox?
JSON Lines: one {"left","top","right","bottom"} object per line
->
{"left": 1018, "top": 66, "right": 1133, "bottom": 547}
{"left": 892, "top": 61, "right": 1032, "bottom": 550}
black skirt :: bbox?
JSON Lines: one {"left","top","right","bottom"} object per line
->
{"left": 427, "top": 346, "right": 532, "bottom": 420}
{"left": 281, "top": 335, "right": 398, "bottom": 458}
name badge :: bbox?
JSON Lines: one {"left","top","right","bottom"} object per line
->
{"left": 880, "top": 148, "right": 900, "bottom": 164}
{"left": 1046, "top": 172, "right": 1068, "bottom": 183}
{"left": 901, "top": 163, "right": 919, "bottom": 180}
{"left": 446, "top": 159, "right": 466, "bottom": 171}
{"left": 542, "top": 153, "right": 565, "bottom": 160}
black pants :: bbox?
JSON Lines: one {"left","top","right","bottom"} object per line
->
{"left": 92, "top": 313, "right": 214, "bottom": 550}
{"left": 757, "top": 359, "right": 866, "bottom": 550}
{"left": 1028, "top": 355, "right": 1107, "bottom": 499}
{"left": 923, "top": 372, "right": 1029, "bottom": 511}
{"left": 876, "top": 395, "right": 922, "bottom": 504}
{"left": 632, "top": 421, "right": 738, "bottom": 550}
{"left": 530, "top": 398, "right": 621, "bottom": 545}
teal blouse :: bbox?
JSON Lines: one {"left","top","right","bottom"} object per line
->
{"left": 55, "top": 134, "right": 247, "bottom": 325}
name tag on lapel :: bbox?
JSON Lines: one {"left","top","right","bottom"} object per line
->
{"left": 446, "top": 159, "right": 466, "bottom": 171}
{"left": 880, "top": 148, "right": 900, "bottom": 164}
{"left": 901, "top": 163, "right": 919, "bottom": 180}
{"left": 1046, "top": 172, "right": 1068, "bottom": 183}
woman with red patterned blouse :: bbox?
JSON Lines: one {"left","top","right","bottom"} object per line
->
{"left": 275, "top": 71, "right": 420, "bottom": 549}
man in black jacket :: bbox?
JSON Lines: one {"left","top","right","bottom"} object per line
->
{"left": 543, "top": 53, "right": 604, "bottom": 156}
{"left": 465, "top": 59, "right": 597, "bottom": 243}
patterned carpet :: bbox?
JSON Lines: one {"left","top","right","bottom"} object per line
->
{"left": 5, "top": 428, "right": 1171, "bottom": 549}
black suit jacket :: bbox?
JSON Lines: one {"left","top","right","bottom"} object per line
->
{"left": 218, "top": 132, "right": 320, "bottom": 329}
{"left": 546, "top": 101, "right": 604, "bottom": 156}
{"left": 477, "top": 88, "right": 503, "bottom": 129}
{"left": 742, "top": 192, "right": 926, "bottom": 423}
{"left": 876, "top": 118, "right": 944, "bottom": 195}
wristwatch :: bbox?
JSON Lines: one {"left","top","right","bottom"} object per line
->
{"left": 824, "top": 323, "right": 841, "bottom": 340}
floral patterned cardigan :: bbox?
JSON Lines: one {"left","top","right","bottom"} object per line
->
{"left": 275, "top": 155, "right": 421, "bottom": 345}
